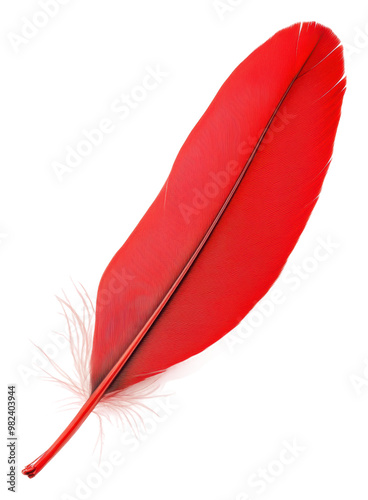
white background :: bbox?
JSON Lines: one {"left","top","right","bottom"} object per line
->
{"left": 1, "top": 1, "right": 368, "bottom": 499}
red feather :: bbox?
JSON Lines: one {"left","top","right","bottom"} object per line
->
{"left": 23, "top": 21, "right": 346, "bottom": 478}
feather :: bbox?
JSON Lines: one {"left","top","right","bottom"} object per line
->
{"left": 23, "top": 21, "right": 346, "bottom": 478}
